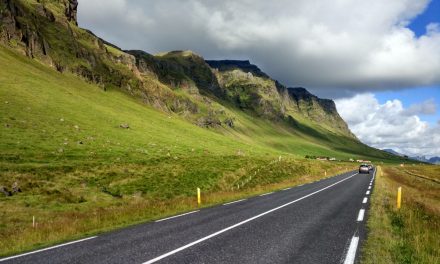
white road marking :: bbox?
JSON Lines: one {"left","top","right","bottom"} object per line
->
{"left": 259, "top": 192, "right": 274, "bottom": 197}
{"left": 155, "top": 210, "right": 200, "bottom": 223}
{"left": 343, "top": 236, "right": 359, "bottom": 264}
{"left": 368, "top": 186, "right": 371, "bottom": 190}
{"left": 142, "top": 173, "right": 359, "bottom": 264}
{"left": 366, "top": 191, "right": 370, "bottom": 195}
{"left": 362, "top": 197, "right": 368, "bottom": 204}
{"left": 357, "top": 209, "right": 365, "bottom": 222}
{"left": 282, "top": 187, "right": 291, "bottom": 191}
{"left": 223, "top": 199, "right": 246, "bottom": 206}
{"left": 0, "top": 236, "right": 97, "bottom": 262}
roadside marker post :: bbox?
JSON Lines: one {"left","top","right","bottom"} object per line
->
{"left": 197, "top": 188, "right": 201, "bottom": 206}
{"left": 397, "top": 187, "right": 402, "bottom": 209}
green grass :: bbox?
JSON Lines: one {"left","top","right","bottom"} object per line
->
{"left": 362, "top": 165, "right": 440, "bottom": 263}
{"left": 0, "top": 43, "right": 403, "bottom": 256}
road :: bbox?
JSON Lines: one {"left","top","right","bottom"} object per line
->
{"left": 1, "top": 169, "right": 375, "bottom": 264}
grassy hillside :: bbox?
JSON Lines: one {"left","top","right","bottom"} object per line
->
{"left": 0, "top": 43, "right": 400, "bottom": 256}
{"left": 362, "top": 165, "right": 440, "bottom": 263}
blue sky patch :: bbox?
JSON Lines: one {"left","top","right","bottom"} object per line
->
{"left": 408, "top": 0, "right": 440, "bottom": 37}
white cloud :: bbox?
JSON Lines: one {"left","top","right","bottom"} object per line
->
{"left": 78, "top": 0, "right": 440, "bottom": 97}
{"left": 404, "top": 98, "right": 437, "bottom": 115}
{"left": 336, "top": 94, "right": 440, "bottom": 157}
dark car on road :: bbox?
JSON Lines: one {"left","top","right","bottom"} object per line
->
{"left": 359, "top": 164, "right": 370, "bottom": 174}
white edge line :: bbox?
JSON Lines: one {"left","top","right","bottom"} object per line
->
{"left": 0, "top": 236, "right": 97, "bottom": 262}
{"left": 282, "top": 187, "right": 291, "bottom": 191}
{"left": 142, "top": 173, "right": 358, "bottom": 264}
{"left": 343, "top": 236, "right": 359, "bottom": 264}
{"left": 366, "top": 191, "right": 370, "bottom": 195}
{"left": 223, "top": 199, "right": 246, "bottom": 206}
{"left": 368, "top": 186, "right": 371, "bottom": 190}
{"left": 357, "top": 209, "right": 365, "bottom": 222}
{"left": 259, "top": 192, "right": 274, "bottom": 197}
{"left": 362, "top": 197, "right": 368, "bottom": 204}
{"left": 155, "top": 210, "right": 200, "bottom": 223}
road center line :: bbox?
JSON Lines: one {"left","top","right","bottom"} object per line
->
{"left": 223, "top": 199, "right": 246, "bottom": 206}
{"left": 142, "top": 173, "right": 358, "bottom": 264}
{"left": 362, "top": 197, "right": 368, "bottom": 204}
{"left": 0, "top": 236, "right": 97, "bottom": 262}
{"left": 155, "top": 210, "right": 200, "bottom": 223}
{"left": 343, "top": 236, "right": 359, "bottom": 264}
{"left": 357, "top": 209, "right": 365, "bottom": 222}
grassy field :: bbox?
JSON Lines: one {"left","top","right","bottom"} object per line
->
{"left": 362, "top": 165, "right": 440, "bottom": 263}
{"left": 0, "top": 43, "right": 402, "bottom": 257}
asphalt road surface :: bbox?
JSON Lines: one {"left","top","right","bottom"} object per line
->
{"left": 1, "top": 169, "right": 376, "bottom": 264}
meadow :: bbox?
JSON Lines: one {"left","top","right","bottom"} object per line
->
{"left": 362, "top": 165, "right": 440, "bottom": 263}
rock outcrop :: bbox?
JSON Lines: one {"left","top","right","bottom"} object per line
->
{"left": 65, "top": 0, "right": 78, "bottom": 25}
{"left": 208, "top": 60, "right": 355, "bottom": 138}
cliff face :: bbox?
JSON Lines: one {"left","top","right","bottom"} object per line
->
{"left": 0, "top": 0, "right": 356, "bottom": 138}
{"left": 208, "top": 61, "right": 355, "bottom": 137}
{"left": 0, "top": 0, "right": 202, "bottom": 114}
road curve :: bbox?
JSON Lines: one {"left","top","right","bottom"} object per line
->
{"left": 1, "top": 169, "right": 375, "bottom": 264}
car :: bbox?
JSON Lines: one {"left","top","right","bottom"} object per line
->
{"left": 359, "top": 164, "right": 370, "bottom": 174}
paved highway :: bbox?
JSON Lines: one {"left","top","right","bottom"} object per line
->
{"left": 1, "top": 169, "right": 375, "bottom": 264}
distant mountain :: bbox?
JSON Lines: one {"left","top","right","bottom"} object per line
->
{"left": 408, "top": 156, "right": 440, "bottom": 164}
{"left": 382, "top": 150, "right": 440, "bottom": 164}
{"left": 382, "top": 149, "right": 404, "bottom": 156}
{"left": 429, "top": 157, "right": 440, "bottom": 164}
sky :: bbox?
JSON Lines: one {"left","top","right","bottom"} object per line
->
{"left": 77, "top": 0, "right": 440, "bottom": 157}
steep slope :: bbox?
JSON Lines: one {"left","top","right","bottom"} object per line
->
{"left": 0, "top": 0, "right": 403, "bottom": 163}
{"left": 1, "top": 0, "right": 354, "bottom": 139}
{"left": 206, "top": 60, "right": 355, "bottom": 138}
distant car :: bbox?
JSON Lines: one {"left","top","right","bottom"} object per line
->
{"left": 359, "top": 164, "right": 370, "bottom": 174}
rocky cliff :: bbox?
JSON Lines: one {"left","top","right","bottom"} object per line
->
{"left": 207, "top": 60, "right": 355, "bottom": 137}
{"left": 0, "top": 0, "right": 356, "bottom": 139}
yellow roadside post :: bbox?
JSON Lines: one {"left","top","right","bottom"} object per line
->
{"left": 197, "top": 188, "right": 201, "bottom": 206}
{"left": 397, "top": 187, "right": 402, "bottom": 209}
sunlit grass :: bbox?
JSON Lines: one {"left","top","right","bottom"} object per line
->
{"left": 362, "top": 165, "right": 440, "bottom": 263}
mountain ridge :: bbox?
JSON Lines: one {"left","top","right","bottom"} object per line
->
{"left": 0, "top": 0, "right": 357, "bottom": 139}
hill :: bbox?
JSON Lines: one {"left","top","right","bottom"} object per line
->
{"left": 0, "top": 0, "right": 406, "bottom": 256}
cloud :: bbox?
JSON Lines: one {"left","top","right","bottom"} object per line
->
{"left": 404, "top": 98, "right": 437, "bottom": 115}
{"left": 335, "top": 94, "right": 440, "bottom": 157}
{"left": 78, "top": 0, "right": 440, "bottom": 97}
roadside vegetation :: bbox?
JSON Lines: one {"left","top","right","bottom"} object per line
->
{"left": 362, "top": 165, "right": 440, "bottom": 263}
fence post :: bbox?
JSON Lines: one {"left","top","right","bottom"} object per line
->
{"left": 397, "top": 187, "right": 402, "bottom": 209}
{"left": 197, "top": 188, "right": 201, "bottom": 206}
